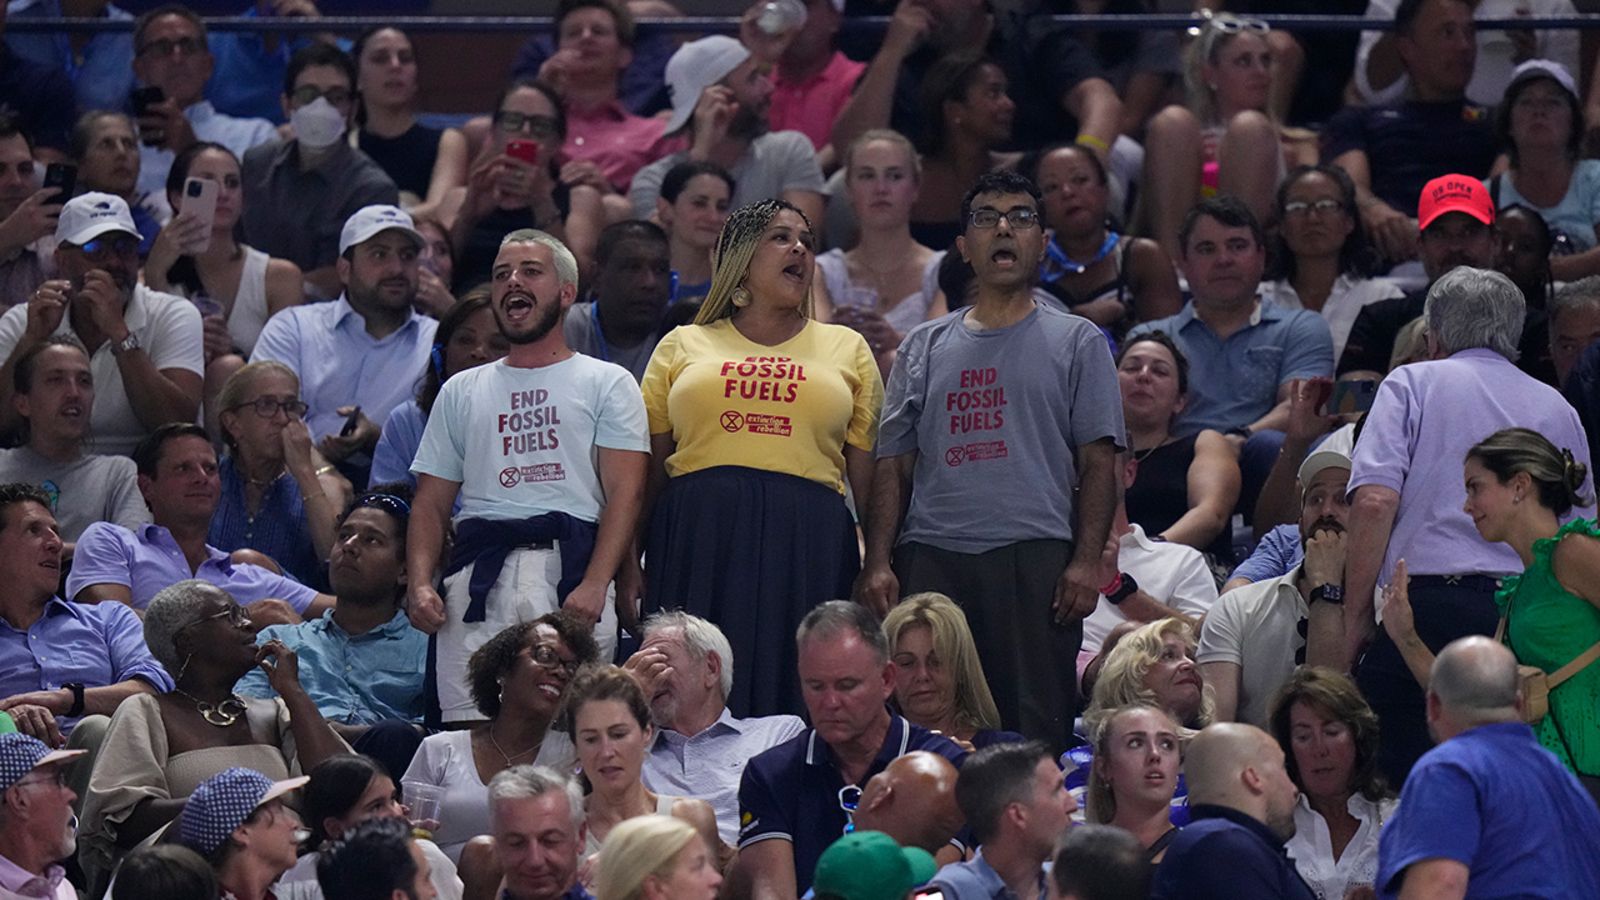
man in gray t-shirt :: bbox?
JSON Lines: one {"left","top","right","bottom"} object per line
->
{"left": 856, "top": 172, "right": 1123, "bottom": 749}
{"left": 564, "top": 221, "right": 673, "bottom": 383}
{"left": 0, "top": 337, "right": 149, "bottom": 557}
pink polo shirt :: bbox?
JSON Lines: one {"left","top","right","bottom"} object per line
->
{"left": 770, "top": 51, "right": 866, "bottom": 151}
{"left": 562, "top": 99, "right": 681, "bottom": 192}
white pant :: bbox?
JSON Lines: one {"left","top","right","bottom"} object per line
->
{"left": 435, "top": 545, "right": 617, "bottom": 724}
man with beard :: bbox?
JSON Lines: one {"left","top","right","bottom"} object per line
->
{"left": 627, "top": 610, "right": 805, "bottom": 844}
{"left": 252, "top": 205, "right": 436, "bottom": 484}
{"left": 1151, "top": 723, "right": 1313, "bottom": 900}
{"left": 627, "top": 35, "right": 824, "bottom": 234}
{"left": 563, "top": 220, "right": 672, "bottom": 382}
{"left": 855, "top": 170, "right": 1122, "bottom": 749}
{"left": 407, "top": 228, "right": 647, "bottom": 725}
{"left": 1197, "top": 437, "right": 1351, "bottom": 726}
{"left": 0, "top": 733, "right": 85, "bottom": 900}
{"left": 0, "top": 192, "right": 202, "bottom": 456}
{"left": 0, "top": 119, "right": 61, "bottom": 308}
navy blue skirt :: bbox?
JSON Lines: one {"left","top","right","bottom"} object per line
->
{"left": 645, "top": 465, "right": 860, "bottom": 717}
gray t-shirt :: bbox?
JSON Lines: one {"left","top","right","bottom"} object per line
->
{"left": 563, "top": 301, "right": 659, "bottom": 383}
{"left": 878, "top": 304, "right": 1124, "bottom": 553}
{"left": 0, "top": 446, "right": 150, "bottom": 542}
{"left": 628, "top": 130, "right": 826, "bottom": 219}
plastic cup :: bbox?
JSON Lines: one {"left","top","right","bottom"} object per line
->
{"left": 401, "top": 780, "right": 445, "bottom": 830}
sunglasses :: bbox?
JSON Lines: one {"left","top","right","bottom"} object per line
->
{"left": 353, "top": 492, "right": 412, "bottom": 520}
{"left": 838, "top": 785, "right": 862, "bottom": 835}
{"left": 76, "top": 235, "right": 140, "bottom": 257}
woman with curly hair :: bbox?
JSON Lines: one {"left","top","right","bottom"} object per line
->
{"left": 1268, "top": 667, "right": 1393, "bottom": 900}
{"left": 400, "top": 611, "right": 599, "bottom": 861}
{"left": 640, "top": 199, "right": 882, "bottom": 716}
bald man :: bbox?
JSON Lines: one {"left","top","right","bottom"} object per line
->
{"left": 1376, "top": 637, "right": 1600, "bottom": 900}
{"left": 1150, "top": 723, "right": 1313, "bottom": 900}
{"left": 853, "top": 751, "right": 965, "bottom": 859}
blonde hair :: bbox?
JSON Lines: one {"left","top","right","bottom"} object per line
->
{"left": 845, "top": 128, "right": 922, "bottom": 182}
{"left": 1085, "top": 703, "right": 1182, "bottom": 824}
{"left": 883, "top": 592, "right": 1002, "bottom": 733}
{"left": 1183, "top": 13, "right": 1271, "bottom": 126}
{"left": 1086, "top": 618, "right": 1214, "bottom": 735}
{"left": 500, "top": 228, "right": 580, "bottom": 291}
{"left": 693, "top": 199, "right": 815, "bottom": 325}
{"left": 593, "top": 814, "right": 699, "bottom": 900}
{"left": 216, "top": 361, "right": 300, "bottom": 454}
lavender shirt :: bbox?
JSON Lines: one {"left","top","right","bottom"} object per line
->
{"left": 66, "top": 522, "right": 321, "bottom": 613}
{"left": 1349, "top": 349, "right": 1594, "bottom": 587}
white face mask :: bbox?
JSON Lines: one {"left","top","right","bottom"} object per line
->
{"left": 290, "top": 96, "right": 346, "bottom": 149}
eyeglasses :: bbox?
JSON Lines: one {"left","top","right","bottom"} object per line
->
{"left": 968, "top": 207, "right": 1040, "bottom": 230}
{"left": 1283, "top": 199, "right": 1345, "bottom": 218}
{"left": 523, "top": 643, "right": 580, "bottom": 677}
{"left": 76, "top": 235, "right": 140, "bottom": 258}
{"left": 289, "top": 85, "right": 353, "bottom": 108}
{"left": 838, "top": 785, "right": 862, "bottom": 835}
{"left": 229, "top": 397, "right": 309, "bottom": 419}
{"left": 494, "top": 110, "right": 562, "bottom": 140}
{"left": 138, "top": 37, "right": 205, "bottom": 58}
{"left": 13, "top": 768, "right": 67, "bottom": 790}
{"left": 353, "top": 492, "right": 411, "bottom": 519}
{"left": 183, "top": 604, "right": 252, "bottom": 632}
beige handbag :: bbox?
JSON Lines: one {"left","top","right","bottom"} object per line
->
{"left": 1494, "top": 603, "right": 1600, "bottom": 724}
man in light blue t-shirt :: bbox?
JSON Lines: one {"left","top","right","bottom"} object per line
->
{"left": 407, "top": 228, "right": 648, "bottom": 725}
{"left": 856, "top": 171, "right": 1122, "bottom": 749}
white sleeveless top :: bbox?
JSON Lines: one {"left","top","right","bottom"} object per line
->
{"left": 816, "top": 248, "right": 943, "bottom": 336}
{"left": 226, "top": 245, "right": 272, "bottom": 355}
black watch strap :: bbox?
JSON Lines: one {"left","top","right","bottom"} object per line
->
{"left": 64, "top": 682, "right": 85, "bottom": 718}
{"left": 1107, "top": 573, "right": 1140, "bottom": 606}
{"left": 1309, "top": 584, "right": 1345, "bottom": 606}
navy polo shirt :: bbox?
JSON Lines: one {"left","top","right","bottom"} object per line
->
{"left": 737, "top": 715, "right": 967, "bottom": 894}
{"left": 1150, "top": 804, "right": 1315, "bottom": 900}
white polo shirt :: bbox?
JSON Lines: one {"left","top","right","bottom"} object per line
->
{"left": 1197, "top": 563, "right": 1310, "bottom": 726}
{"left": 1079, "top": 523, "right": 1219, "bottom": 669}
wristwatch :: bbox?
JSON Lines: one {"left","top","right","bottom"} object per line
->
{"left": 1309, "top": 584, "right": 1345, "bottom": 606}
{"left": 63, "top": 682, "right": 85, "bottom": 718}
{"left": 110, "top": 332, "right": 141, "bottom": 356}
{"left": 1106, "top": 573, "right": 1140, "bottom": 606}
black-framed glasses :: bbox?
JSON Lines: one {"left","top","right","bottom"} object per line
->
{"left": 838, "top": 785, "right": 861, "bottom": 834}
{"left": 523, "top": 643, "right": 580, "bottom": 677}
{"left": 138, "top": 37, "right": 204, "bottom": 58}
{"left": 289, "top": 85, "right": 353, "bottom": 108}
{"left": 968, "top": 207, "right": 1040, "bottom": 230}
{"left": 229, "top": 397, "right": 309, "bottom": 419}
{"left": 494, "top": 110, "right": 561, "bottom": 140}
{"left": 354, "top": 492, "right": 412, "bottom": 519}
{"left": 77, "top": 235, "right": 140, "bottom": 257}
{"left": 1284, "top": 199, "right": 1344, "bottom": 218}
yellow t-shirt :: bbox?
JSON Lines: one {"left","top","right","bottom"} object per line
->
{"left": 641, "top": 318, "right": 883, "bottom": 493}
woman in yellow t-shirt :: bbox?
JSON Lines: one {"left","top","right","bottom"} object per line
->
{"left": 640, "top": 199, "right": 884, "bottom": 716}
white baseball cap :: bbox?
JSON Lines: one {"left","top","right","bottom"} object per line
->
{"left": 1508, "top": 59, "right": 1579, "bottom": 103}
{"left": 55, "top": 192, "right": 141, "bottom": 246}
{"left": 338, "top": 204, "right": 424, "bottom": 256}
{"left": 664, "top": 35, "right": 752, "bottom": 136}
{"left": 1298, "top": 422, "right": 1355, "bottom": 499}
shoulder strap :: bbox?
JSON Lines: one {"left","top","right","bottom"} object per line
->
{"left": 1548, "top": 639, "right": 1600, "bottom": 688}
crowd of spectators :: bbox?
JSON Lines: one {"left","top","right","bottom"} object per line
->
{"left": 7, "top": 0, "right": 1600, "bottom": 898}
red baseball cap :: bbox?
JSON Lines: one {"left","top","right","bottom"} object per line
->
{"left": 1418, "top": 174, "right": 1494, "bottom": 231}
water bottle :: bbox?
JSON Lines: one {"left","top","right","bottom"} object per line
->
{"left": 756, "top": 0, "right": 807, "bottom": 35}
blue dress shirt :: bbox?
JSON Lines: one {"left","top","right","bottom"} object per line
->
{"left": 0, "top": 596, "right": 173, "bottom": 735}
{"left": 643, "top": 707, "right": 806, "bottom": 844}
{"left": 236, "top": 609, "right": 426, "bottom": 725}
{"left": 928, "top": 848, "right": 1047, "bottom": 900}
{"left": 66, "top": 521, "right": 321, "bottom": 613}
{"left": 210, "top": 455, "right": 324, "bottom": 590}
{"left": 251, "top": 296, "right": 436, "bottom": 444}
{"left": 3, "top": 0, "right": 134, "bottom": 115}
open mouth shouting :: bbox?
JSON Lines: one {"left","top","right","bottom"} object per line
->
{"left": 502, "top": 291, "right": 536, "bottom": 323}
{"left": 781, "top": 262, "right": 807, "bottom": 285}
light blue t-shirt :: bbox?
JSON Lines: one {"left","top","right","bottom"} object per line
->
{"left": 411, "top": 355, "right": 649, "bottom": 522}
{"left": 1486, "top": 160, "right": 1600, "bottom": 251}
{"left": 1129, "top": 301, "right": 1334, "bottom": 436}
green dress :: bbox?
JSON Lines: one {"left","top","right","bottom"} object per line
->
{"left": 1496, "top": 517, "right": 1600, "bottom": 776}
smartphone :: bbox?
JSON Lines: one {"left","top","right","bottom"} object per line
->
{"left": 41, "top": 163, "right": 76, "bottom": 206}
{"left": 131, "top": 86, "right": 167, "bottom": 146}
{"left": 178, "top": 177, "right": 219, "bottom": 254}
{"left": 505, "top": 140, "right": 540, "bottom": 166}
{"left": 1329, "top": 379, "right": 1379, "bottom": 416}
{"left": 339, "top": 406, "right": 363, "bottom": 438}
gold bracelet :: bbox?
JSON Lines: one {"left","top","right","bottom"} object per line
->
{"left": 314, "top": 464, "right": 336, "bottom": 476}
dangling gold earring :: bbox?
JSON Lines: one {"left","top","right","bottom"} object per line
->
{"left": 732, "top": 287, "right": 752, "bottom": 308}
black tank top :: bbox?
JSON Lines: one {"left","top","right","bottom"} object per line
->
{"left": 1125, "top": 433, "right": 1234, "bottom": 564}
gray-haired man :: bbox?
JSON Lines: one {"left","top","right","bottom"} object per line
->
{"left": 626, "top": 610, "right": 804, "bottom": 843}
{"left": 488, "top": 765, "right": 590, "bottom": 900}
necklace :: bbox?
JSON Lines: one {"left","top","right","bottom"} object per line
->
{"left": 172, "top": 688, "right": 249, "bottom": 727}
{"left": 487, "top": 724, "right": 543, "bottom": 766}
